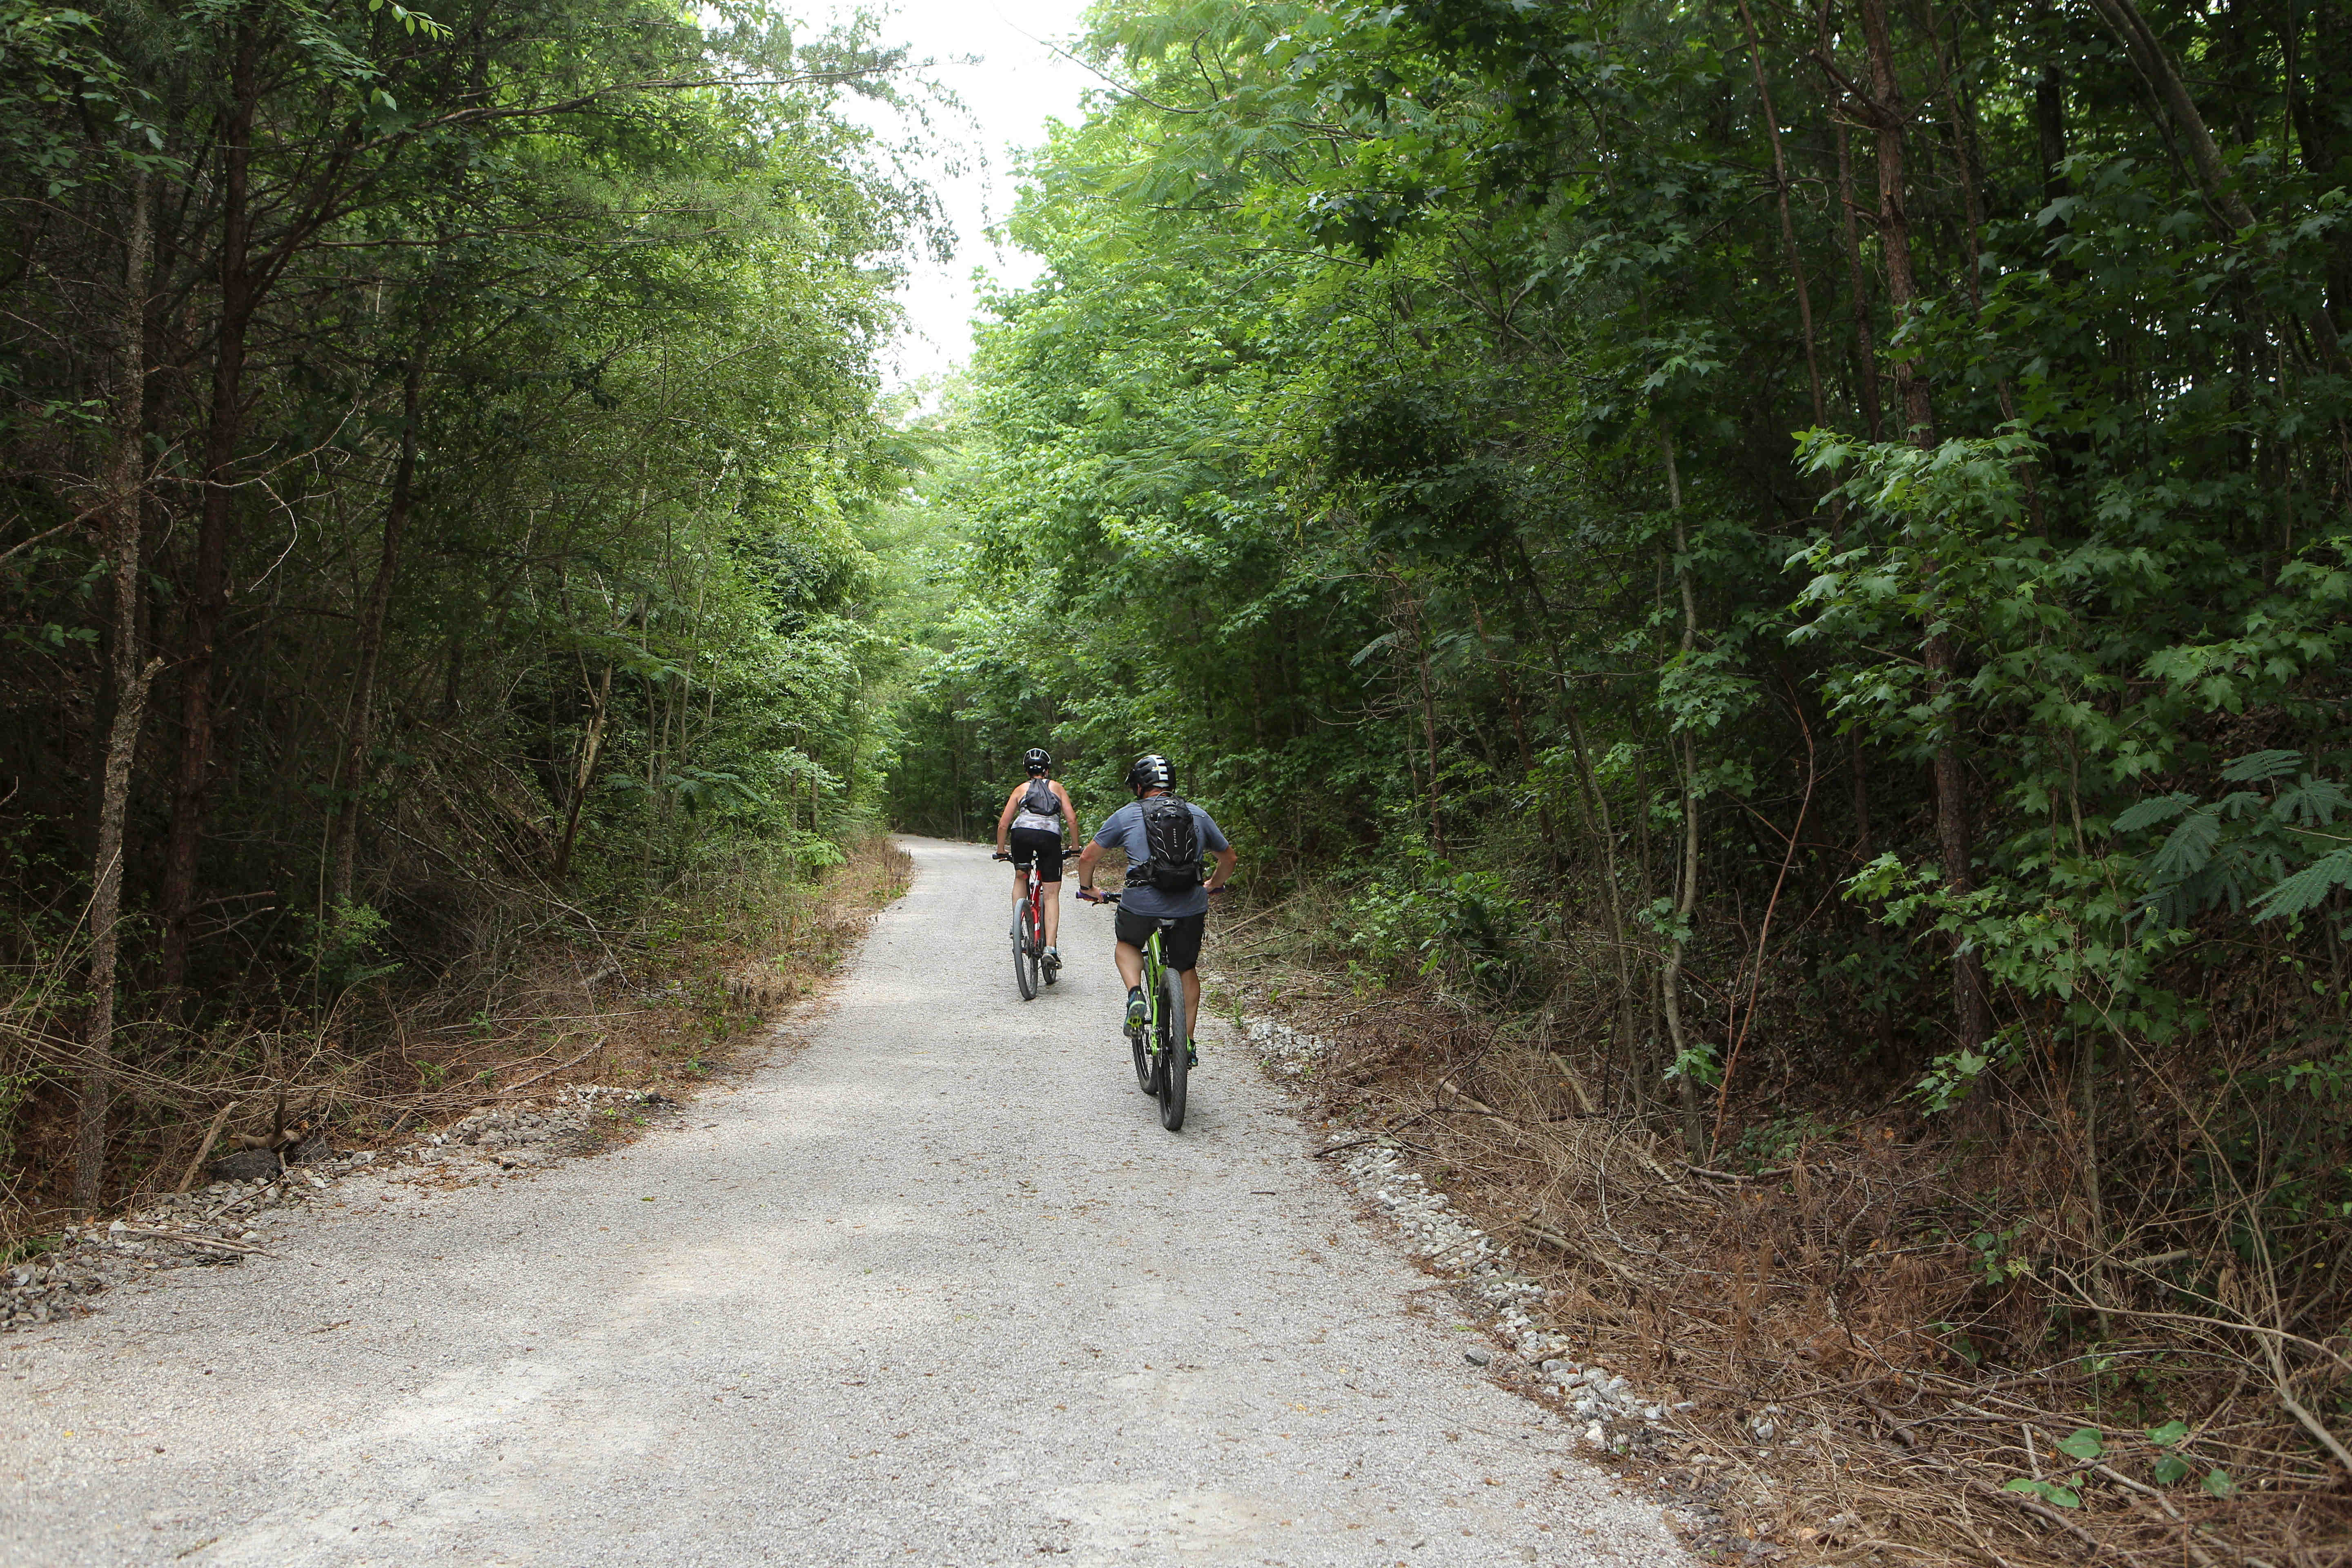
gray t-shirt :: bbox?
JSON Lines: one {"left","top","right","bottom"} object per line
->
{"left": 1093, "top": 797, "right": 1230, "bottom": 918}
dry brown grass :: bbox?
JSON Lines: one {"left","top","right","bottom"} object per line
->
{"left": 0, "top": 834, "right": 910, "bottom": 1250}
{"left": 1212, "top": 946, "right": 2352, "bottom": 1568}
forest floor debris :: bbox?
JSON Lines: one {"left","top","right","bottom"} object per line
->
{"left": 1246, "top": 1012, "right": 1754, "bottom": 1562}
{"left": 1228, "top": 984, "right": 2352, "bottom": 1568}
{"left": 4, "top": 837, "right": 911, "bottom": 1333}
{"left": 2, "top": 1086, "right": 676, "bottom": 1332}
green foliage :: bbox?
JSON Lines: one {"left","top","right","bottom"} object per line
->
{"left": 2003, "top": 1475, "right": 2082, "bottom": 1509}
{"left": 864, "top": 0, "right": 2352, "bottom": 1422}
{"left": 1343, "top": 870, "right": 1529, "bottom": 995}
{"left": 306, "top": 903, "right": 401, "bottom": 994}
{"left": 0, "top": 0, "right": 942, "bottom": 1204}
{"left": 2054, "top": 1427, "right": 2105, "bottom": 1462}
{"left": 2147, "top": 1421, "right": 2196, "bottom": 1484}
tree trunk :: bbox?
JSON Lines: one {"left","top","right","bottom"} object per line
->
{"left": 1655, "top": 433, "right": 1708, "bottom": 1154}
{"left": 1467, "top": 590, "right": 1556, "bottom": 866}
{"left": 1922, "top": 0, "right": 1990, "bottom": 319}
{"left": 2087, "top": 0, "right": 2250, "bottom": 230}
{"left": 1820, "top": 0, "right": 1884, "bottom": 441}
{"left": 2034, "top": 3, "right": 2071, "bottom": 209}
{"left": 551, "top": 661, "right": 614, "bottom": 883}
{"left": 1855, "top": 0, "right": 1936, "bottom": 441}
{"left": 1505, "top": 543, "right": 1638, "bottom": 1098}
{"left": 2292, "top": 0, "right": 2352, "bottom": 323}
{"left": 1393, "top": 583, "right": 1450, "bottom": 859}
{"left": 76, "top": 174, "right": 160, "bottom": 1213}
{"left": 1927, "top": 663, "right": 1990, "bottom": 1049}
{"left": 160, "top": 24, "right": 261, "bottom": 989}
{"left": 1850, "top": 0, "right": 1986, "bottom": 1054}
{"left": 328, "top": 356, "right": 423, "bottom": 910}
{"left": 1738, "top": 0, "right": 1826, "bottom": 426}
{"left": 2088, "top": 0, "right": 2348, "bottom": 368}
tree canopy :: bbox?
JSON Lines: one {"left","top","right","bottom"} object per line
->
{"left": 893, "top": 0, "right": 2352, "bottom": 1474}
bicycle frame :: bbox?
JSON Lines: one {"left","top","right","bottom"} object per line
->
{"left": 998, "top": 844, "right": 1078, "bottom": 1001}
{"left": 1085, "top": 889, "right": 1189, "bottom": 1129}
{"left": 1023, "top": 862, "right": 1047, "bottom": 948}
{"left": 1137, "top": 927, "right": 1169, "bottom": 1042}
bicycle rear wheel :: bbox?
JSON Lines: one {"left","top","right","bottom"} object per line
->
{"left": 1155, "top": 964, "right": 1188, "bottom": 1131}
{"left": 1130, "top": 988, "right": 1154, "bottom": 1094}
{"left": 1013, "top": 902, "right": 1039, "bottom": 1000}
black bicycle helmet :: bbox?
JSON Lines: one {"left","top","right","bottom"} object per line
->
{"left": 1023, "top": 747, "right": 1052, "bottom": 775}
{"left": 1125, "top": 752, "right": 1174, "bottom": 793}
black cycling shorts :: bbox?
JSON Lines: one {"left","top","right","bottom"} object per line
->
{"left": 1007, "top": 826, "right": 1065, "bottom": 882}
{"left": 1115, "top": 908, "right": 1206, "bottom": 973}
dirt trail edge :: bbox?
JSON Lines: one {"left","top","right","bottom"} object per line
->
{"left": 1, "top": 837, "right": 1687, "bottom": 1568}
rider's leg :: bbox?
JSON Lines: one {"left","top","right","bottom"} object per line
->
{"left": 1041, "top": 878, "right": 1060, "bottom": 948}
{"left": 1176, "top": 967, "right": 1203, "bottom": 1063}
{"left": 1113, "top": 940, "right": 1143, "bottom": 991}
{"left": 1011, "top": 864, "right": 1029, "bottom": 905}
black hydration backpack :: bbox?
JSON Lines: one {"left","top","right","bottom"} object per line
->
{"left": 1134, "top": 795, "right": 1203, "bottom": 893}
{"left": 1020, "top": 777, "right": 1060, "bottom": 818}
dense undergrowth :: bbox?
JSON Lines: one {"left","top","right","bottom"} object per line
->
{"left": 2, "top": 831, "right": 909, "bottom": 1248}
{"left": 887, "top": 0, "right": 2352, "bottom": 1557}
{"left": 1217, "top": 908, "right": 2351, "bottom": 1564}
{"left": 0, "top": 0, "right": 938, "bottom": 1227}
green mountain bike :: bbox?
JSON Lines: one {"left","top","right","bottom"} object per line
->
{"left": 1085, "top": 891, "right": 1187, "bottom": 1131}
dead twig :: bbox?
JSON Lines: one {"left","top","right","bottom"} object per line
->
{"left": 494, "top": 1035, "right": 609, "bottom": 1099}
{"left": 109, "top": 1224, "right": 312, "bottom": 1265}
{"left": 173, "top": 1102, "right": 238, "bottom": 1194}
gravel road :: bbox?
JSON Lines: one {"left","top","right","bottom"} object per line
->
{"left": 2, "top": 837, "right": 1685, "bottom": 1567}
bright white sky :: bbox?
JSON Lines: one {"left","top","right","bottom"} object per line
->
{"left": 819, "top": 0, "right": 1099, "bottom": 392}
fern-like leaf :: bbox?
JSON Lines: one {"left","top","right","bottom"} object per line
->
{"left": 2114, "top": 792, "right": 2196, "bottom": 833}
{"left": 2220, "top": 749, "right": 2305, "bottom": 782}
{"left": 2272, "top": 778, "right": 2348, "bottom": 827}
{"left": 2251, "top": 849, "right": 2352, "bottom": 922}
{"left": 2149, "top": 805, "right": 2222, "bottom": 881}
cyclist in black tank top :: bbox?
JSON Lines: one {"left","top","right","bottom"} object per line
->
{"left": 995, "top": 748, "right": 1080, "bottom": 961}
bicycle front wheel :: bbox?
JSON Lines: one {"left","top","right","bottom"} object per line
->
{"left": 1155, "top": 964, "right": 1188, "bottom": 1131}
{"left": 1013, "top": 902, "right": 1039, "bottom": 1001}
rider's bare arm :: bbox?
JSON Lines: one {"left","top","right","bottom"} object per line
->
{"left": 1205, "top": 844, "right": 1238, "bottom": 892}
{"left": 995, "top": 787, "right": 1024, "bottom": 854}
{"left": 1075, "top": 836, "right": 1105, "bottom": 897}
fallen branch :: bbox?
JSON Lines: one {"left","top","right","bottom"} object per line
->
{"left": 1970, "top": 1477, "right": 2144, "bottom": 1565}
{"left": 2124, "top": 1494, "right": 2218, "bottom": 1568}
{"left": 173, "top": 1102, "right": 238, "bottom": 1194}
{"left": 1313, "top": 1131, "right": 1437, "bottom": 1159}
{"left": 495, "top": 1035, "right": 609, "bottom": 1100}
{"left": 110, "top": 1224, "right": 312, "bottom": 1266}
{"left": 1682, "top": 1163, "right": 1789, "bottom": 1183}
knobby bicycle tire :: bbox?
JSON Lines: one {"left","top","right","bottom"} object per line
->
{"left": 1130, "top": 978, "right": 1155, "bottom": 1095}
{"left": 1013, "top": 902, "right": 1039, "bottom": 1001}
{"left": 1156, "top": 963, "right": 1188, "bottom": 1131}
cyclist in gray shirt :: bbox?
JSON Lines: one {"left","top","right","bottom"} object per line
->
{"left": 1076, "top": 753, "right": 1236, "bottom": 1038}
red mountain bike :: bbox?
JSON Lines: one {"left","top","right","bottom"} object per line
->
{"left": 994, "top": 846, "right": 1080, "bottom": 1000}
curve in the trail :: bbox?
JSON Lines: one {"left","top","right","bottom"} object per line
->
{"left": 1, "top": 837, "right": 1686, "bottom": 1567}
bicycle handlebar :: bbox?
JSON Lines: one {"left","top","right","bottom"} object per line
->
{"left": 1080, "top": 885, "right": 1225, "bottom": 904}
